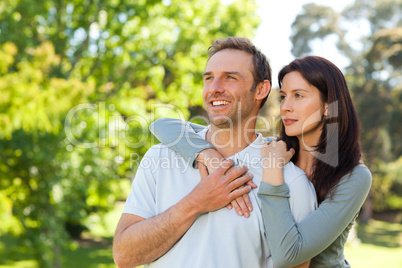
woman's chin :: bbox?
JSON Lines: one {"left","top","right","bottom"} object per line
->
{"left": 285, "top": 130, "right": 300, "bottom": 137}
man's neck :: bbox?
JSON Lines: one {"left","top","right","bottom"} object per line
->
{"left": 206, "top": 124, "right": 257, "bottom": 158}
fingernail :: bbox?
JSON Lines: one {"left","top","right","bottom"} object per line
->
{"left": 244, "top": 212, "right": 249, "bottom": 218}
{"left": 248, "top": 206, "right": 252, "bottom": 211}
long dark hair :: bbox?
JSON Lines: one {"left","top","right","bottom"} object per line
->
{"left": 278, "top": 56, "right": 362, "bottom": 204}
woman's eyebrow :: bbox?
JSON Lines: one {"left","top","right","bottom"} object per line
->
{"left": 280, "top": 88, "right": 309, "bottom": 93}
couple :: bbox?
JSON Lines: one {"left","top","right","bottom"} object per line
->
{"left": 113, "top": 37, "right": 372, "bottom": 268}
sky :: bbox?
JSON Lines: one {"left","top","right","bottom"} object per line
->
{"left": 252, "top": 0, "right": 356, "bottom": 88}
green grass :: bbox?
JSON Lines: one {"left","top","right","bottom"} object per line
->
{"left": 0, "top": 230, "right": 116, "bottom": 267}
{"left": 0, "top": 203, "right": 124, "bottom": 268}
{"left": 0, "top": 234, "right": 115, "bottom": 268}
{"left": 0, "top": 202, "right": 400, "bottom": 268}
{"left": 345, "top": 220, "right": 402, "bottom": 268}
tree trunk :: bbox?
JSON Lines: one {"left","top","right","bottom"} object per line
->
{"left": 53, "top": 245, "right": 62, "bottom": 268}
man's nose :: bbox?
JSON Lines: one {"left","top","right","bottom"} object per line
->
{"left": 209, "top": 78, "right": 225, "bottom": 94}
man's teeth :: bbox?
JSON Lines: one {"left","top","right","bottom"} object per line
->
{"left": 212, "top": 101, "right": 229, "bottom": 106}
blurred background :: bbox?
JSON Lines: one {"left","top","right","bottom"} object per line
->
{"left": 0, "top": 0, "right": 401, "bottom": 267}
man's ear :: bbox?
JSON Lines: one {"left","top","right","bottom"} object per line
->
{"left": 255, "top": 80, "right": 271, "bottom": 101}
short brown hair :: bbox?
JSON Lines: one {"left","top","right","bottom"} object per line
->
{"left": 208, "top": 37, "right": 272, "bottom": 108}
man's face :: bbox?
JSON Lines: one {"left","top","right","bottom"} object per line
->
{"left": 202, "top": 49, "right": 258, "bottom": 128}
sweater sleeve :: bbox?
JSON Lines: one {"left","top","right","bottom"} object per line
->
{"left": 257, "top": 165, "right": 372, "bottom": 268}
{"left": 149, "top": 118, "right": 213, "bottom": 164}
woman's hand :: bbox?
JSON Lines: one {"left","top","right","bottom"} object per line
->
{"left": 197, "top": 148, "right": 225, "bottom": 174}
{"left": 261, "top": 141, "right": 295, "bottom": 185}
{"left": 196, "top": 148, "right": 256, "bottom": 218}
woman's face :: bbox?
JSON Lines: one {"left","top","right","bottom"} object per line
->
{"left": 280, "top": 71, "right": 327, "bottom": 145}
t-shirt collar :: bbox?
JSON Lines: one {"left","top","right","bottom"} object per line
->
{"left": 198, "top": 126, "right": 264, "bottom": 166}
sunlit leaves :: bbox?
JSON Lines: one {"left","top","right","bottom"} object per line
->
{"left": 0, "top": 0, "right": 260, "bottom": 266}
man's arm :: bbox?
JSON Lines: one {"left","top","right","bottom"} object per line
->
{"left": 113, "top": 198, "right": 202, "bottom": 267}
{"left": 113, "top": 160, "right": 253, "bottom": 268}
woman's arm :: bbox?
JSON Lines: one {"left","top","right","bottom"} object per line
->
{"left": 150, "top": 118, "right": 256, "bottom": 217}
{"left": 150, "top": 118, "right": 213, "bottom": 165}
{"left": 258, "top": 165, "right": 372, "bottom": 267}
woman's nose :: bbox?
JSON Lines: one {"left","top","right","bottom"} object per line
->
{"left": 280, "top": 98, "right": 293, "bottom": 113}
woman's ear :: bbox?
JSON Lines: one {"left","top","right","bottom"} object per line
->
{"left": 324, "top": 102, "right": 329, "bottom": 116}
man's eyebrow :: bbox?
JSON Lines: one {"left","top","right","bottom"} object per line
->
{"left": 224, "top": 71, "right": 245, "bottom": 79}
{"left": 202, "top": 71, "right": 245, "bottom": 78}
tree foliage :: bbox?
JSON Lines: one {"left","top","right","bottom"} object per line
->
{"left": 0, "top": 0, "right": 260, "bottom": 266}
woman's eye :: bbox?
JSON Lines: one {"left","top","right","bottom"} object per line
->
{"left": 295, "top": 93, "right": 303, "bottom": 98}
{"left": 228, "top": 76, "right": 235, "bottom": 79}
{"left": 279, "top": 95, "right": 286, "bottom": 102}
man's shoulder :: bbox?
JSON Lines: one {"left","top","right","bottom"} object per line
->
{"left": 145, "top": 143, "right": 178, "bottom": 156}
{"left": 140, "top": 143, "right": 194, "bottom": 170}
{"left": 139, "top": 144, "right": 180, "bottom": 164}
{"left": 262, "top": 136, "right": 277, "bottom": 142}
{"left": 283, "top": 162, "right": 307, "bottom": 184}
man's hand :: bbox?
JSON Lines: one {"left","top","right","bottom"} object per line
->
{"left": 197, "top": 148, "right": 256, "bottom": 217}
{"left": 186, "top": 159, "right": 253, "bottom": 214}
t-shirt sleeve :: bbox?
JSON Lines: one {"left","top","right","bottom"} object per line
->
{"left": 122, "top": 149, "right": 158, "bottom": 219}
{"left": 149, "top": 118, "right": 213, "bottom": 164}
{"left": 257, "top": 165, "right": 372, "bottom": 267}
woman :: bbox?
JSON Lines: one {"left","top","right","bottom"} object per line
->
{"left": 150, "top": 56, "right": 371, "bottom": 267}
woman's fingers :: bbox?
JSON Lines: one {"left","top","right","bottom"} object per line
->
{"left": 198, "top": 162, "right": 209, "bottom": 179}
{"left": 289, "top": 148, "right": 296, "bottom": 156}
{"left": 239, "top": 192, "right": 253, "bottom": 214}
{"left": 236, "top": 195, "right": 250, "bottom": 218}
{"left": 246, "top": 180, "right": 257, "bottom": 189}
{"left": 231, "top": 200, "right": 243, "bottom": 216}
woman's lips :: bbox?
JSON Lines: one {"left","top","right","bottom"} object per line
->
{"left": 283, "top": 119, "right": 298, "bottom": 126}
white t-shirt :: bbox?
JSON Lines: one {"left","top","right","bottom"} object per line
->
{"left": 123, "top": 131, "right": 317, "bottom": 268}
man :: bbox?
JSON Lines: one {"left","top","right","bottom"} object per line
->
{"left": 113, "top": 37, "right": 316, "bottom": 268}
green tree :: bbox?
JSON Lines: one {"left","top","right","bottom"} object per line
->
{"left": 0, "top": 0, "right": 260, "bottom": 267}
{"left": 289, "top": 0, "right": 402, "bottom": 222}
